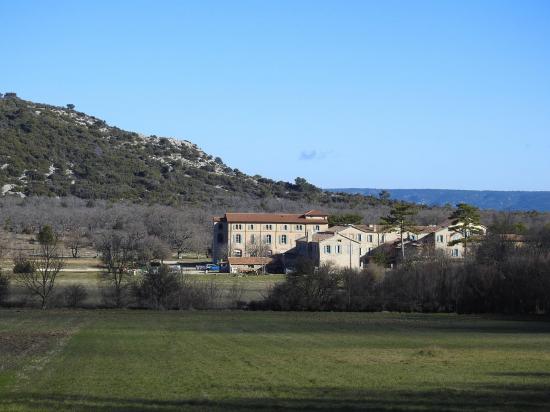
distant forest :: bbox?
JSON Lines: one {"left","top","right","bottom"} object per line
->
{"left": 329, "top": 188, "right": 550, "bottom": 212}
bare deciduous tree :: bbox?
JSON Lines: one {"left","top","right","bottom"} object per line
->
{"left": 14, "top": 225, "right": 64, "bottom": 309}
{"left": 65, "top": 226, "right": 88, "bottom": 258}
{"left": 95, "top": 229, "right": 143, "bottom": 307}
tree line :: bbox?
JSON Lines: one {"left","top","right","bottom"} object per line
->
{"left": 1, "top": 196, "right": 549, "bottom": 311}
{"left": 255, "top": 205, "right": 550, "bottom": 314}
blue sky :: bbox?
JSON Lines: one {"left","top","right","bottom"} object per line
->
{"left": 1, "top": 0, "right": 549, "bottom": 190}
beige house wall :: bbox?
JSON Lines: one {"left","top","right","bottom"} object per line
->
{"left": 213, "top": 220, "right": 329, "bottom": 260}
{"left": 333, "top": 226, "right": 401, "bottom": 257}
{"left": 297, "top": 233, "right": 362, "bottom": 270}
{"left": 432, "top": 225, "right": 487, "bottom": 258}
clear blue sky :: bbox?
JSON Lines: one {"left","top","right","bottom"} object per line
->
{"left": 2, "top": 0, "right": 549, "bottom": 191}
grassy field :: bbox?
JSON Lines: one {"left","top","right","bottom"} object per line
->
{"left": 1, "top": 311, "right": 550, "bottom": 411}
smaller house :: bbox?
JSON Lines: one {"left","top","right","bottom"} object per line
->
{"left": 296, "top": 231, "right": 362, "bottom": 270}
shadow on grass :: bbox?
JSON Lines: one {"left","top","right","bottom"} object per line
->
{"left": 2, "top": 382, "right": 550, "bottom": 412}
{"left": 491, "top": 371, "right": 550, "bottom": 378}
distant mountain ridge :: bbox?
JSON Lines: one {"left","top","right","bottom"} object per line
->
{"left": 327, "top": 188, "right": 550, "bottom": 212}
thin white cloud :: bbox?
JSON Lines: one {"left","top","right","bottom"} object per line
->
{"left": 299, "top": 150, "right": 331, "bottom": 161}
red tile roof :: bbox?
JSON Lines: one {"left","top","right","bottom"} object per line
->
{"left": 304, "top": 209, "right": 328, "bottom": 217}
{"left": 227, "top": 257, "right": 273, "bottom": 265}
{"left": 215, "top": 212, "right": 328, "bottom": 224}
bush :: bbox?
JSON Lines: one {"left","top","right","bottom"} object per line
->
{"left": 12, "top": 257, "right": 34, "bottom": 274}
{"left": 0, "top": 271, "right": 10, "bottom": 305}
{"left": 133, "top": 265, "right": 181, "bottom": 309}
{"left": 177, "top": 278, "right": 222, "bottom": 310}
{"left": 63, "top": 284, "right": 88, "bottom": 308}
{"left": 264, "top": 261, "right": 341, "bottom": 311}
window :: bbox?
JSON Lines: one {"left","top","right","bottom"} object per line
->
{"left": 336, "top": 245, "right": 342, "bottom": 254}
{"left": 235, "top": 234, "right": 242, "bottom": 244}
{"left": 250, "top": 234, "right": 256, "bottom": 244}
{"left": 234, "top": 224, "right": 242, "bottom": 230}
{"left": 234, "top": 249, "right": 242, "bottom": 257}
{"left": 217, "top": 233, "right": 224, "bottom": 243}
{"left": 324, "top": 245, "right": 332, "bottom": 254}
{"left": 249, "top": 224, "right": 254, "bottom": 230}
{"left": 265, "top": 224, "right": 273, "bottom": 230}
{"left": 381, "top": 235, "right": 385, "bottom": 243}
{"left": 437, "top": 235, "right": 444, "bottom": 243}
{"left": 265, "top": 234, "right": 272, "bottom": 244}
{"left": 368, "top": 235, "right": 373, "bottom": 242}
{"left": 282, "top": 224, "right": 288, "bottom": 230}
{"left": 296, "top": 224, "right": 303, "bottom": 231}
{"left": 357, "top": 234, "right": 362, "bottom": 241}
{"left": 280, "top": 235, "right": 287, "bottom": 244}
{"left": 315, "top": 225, "right": 320, "bottom": 231}
{"left": 451, "top": 249, "right": 460, "bottom": 257}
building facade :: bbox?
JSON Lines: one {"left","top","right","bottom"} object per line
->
{"left": 213, "top": 210, "right": 487, "bottom": 272}
{"left": 212, "top": 210, "right": 330, "bottom": 264}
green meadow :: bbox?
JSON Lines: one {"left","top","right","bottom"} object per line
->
{"left": 1, "top": 310, "right": 550, "bottom": 411}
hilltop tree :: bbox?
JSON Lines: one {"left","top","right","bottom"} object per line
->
{"left": 66, "top": 103, "right": 75, "bottom": 110}
{"left": 294, "top": 177, "right": 318, "bottom": 193}
{"left": 380, "top": 203, "right": 417, "bottom": 261}
{"left": 448, "top": 203, "right": 484, "bottom": 256}
{"left": 15, "top": 225, "right": 64, "bottom": 309}
{"left": 379, "top": 190, "right": 391, "bottom": 202}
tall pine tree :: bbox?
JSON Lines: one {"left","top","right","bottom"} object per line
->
{"left": 380, "top": 203, "right": 417, "bottom": 261}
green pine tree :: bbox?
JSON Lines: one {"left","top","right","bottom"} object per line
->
{"left": 380, "top": 203, "right": 417, "bottom": 261}
{"left": 448, "top": 203, "right": 484, "bottom": 256}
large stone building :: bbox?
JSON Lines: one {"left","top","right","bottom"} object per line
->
{"left": 212, "top": 210, "right": 330, "bottom": 271}
{"left": 212, "top": 210, "right": 486, "bottom": 273}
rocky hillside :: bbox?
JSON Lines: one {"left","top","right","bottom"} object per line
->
{"left": 0, "top": 94, "right": 377, "bottom": 207}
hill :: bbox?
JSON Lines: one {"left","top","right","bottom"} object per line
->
{"left": 0, "top": 94, "right": 378, "bottom": 207}
{"left": 328, "top": 188, "right": 550, "bottom": 212}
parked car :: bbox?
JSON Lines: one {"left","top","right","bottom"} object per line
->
{"left": 195, "top": 263, "right": 221, "bottom": 272}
